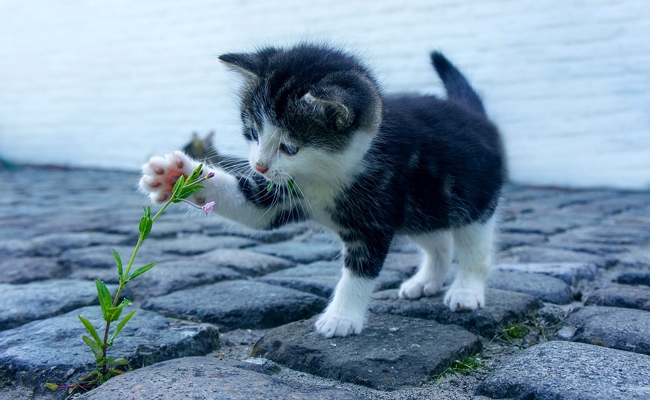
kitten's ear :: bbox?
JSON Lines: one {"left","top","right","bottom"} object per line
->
{"left": 219, "top": 48, "right": 279, "bottom": 79}
{"left": 206, "top": 130, "right": 215, "bottom": 143}
{"left": 302, "top": 92, "right": 354, "bottom": 131}
{"left": 219, "top": 53, "right": 261, "bottom": 78}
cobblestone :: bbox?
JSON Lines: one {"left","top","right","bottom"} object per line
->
{"left": 0, "top": 166, "right": 649, "bottom": 399}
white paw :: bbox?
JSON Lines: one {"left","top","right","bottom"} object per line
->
{"left": 398, "top": 275, "right": 442, "bottom": 299}
{"left": 315, "top": 311, "right": 364, "bottom": 338}
{"left": 444, "top": 281, "right": 485, "bottom": 311}
{"left": 139, "top": 151, "right": 200, "bottom": 204}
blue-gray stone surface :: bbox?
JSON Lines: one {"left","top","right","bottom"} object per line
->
{"left": 477, "top": 341, "right": 650, "bottom": 400}
{"left": 1, "top": 166, "right": 650, "bottom": 399}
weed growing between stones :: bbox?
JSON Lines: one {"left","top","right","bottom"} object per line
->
{"left": 46, "top": 165, "right": 213, "bottom": 395}
{"left": 501, "top": 323, "right": 531, "bottom": 341}
{"left": 435, "top": 355, "right": 486, "bottom": 384}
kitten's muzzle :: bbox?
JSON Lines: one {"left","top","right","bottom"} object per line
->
{"left": 255, "top": 162, "right": 269, "bottom": 174}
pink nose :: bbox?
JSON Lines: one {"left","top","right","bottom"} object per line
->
{"left": 255, "top": 163, "right": 268, "bottom": 174}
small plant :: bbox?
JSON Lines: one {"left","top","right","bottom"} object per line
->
{"left": 435, "top": 355, "right": 485, "bottom": 384}
{"left": 501, "top": 323, "right": 531, "bottom": 341}
{"left": 47, "top": 165, "right": 214, "bottom": 394}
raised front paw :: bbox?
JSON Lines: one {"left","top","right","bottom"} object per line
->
{"left": 139, "top": 151, "right": 198, "bottom": 204}
{"left": 315, "top": 311, "right": 365, "bottom": 338}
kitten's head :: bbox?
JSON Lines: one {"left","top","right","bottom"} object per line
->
{"left": 219, "top": 44, "right": 382, "bottom": 185}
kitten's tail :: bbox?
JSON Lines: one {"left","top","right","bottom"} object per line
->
{"left": 431, "top": 52, "right": 486, "bottom": 116}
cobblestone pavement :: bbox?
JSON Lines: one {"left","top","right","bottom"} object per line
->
{"left": 1, "top": 166, "right": 649, "bottom": 399}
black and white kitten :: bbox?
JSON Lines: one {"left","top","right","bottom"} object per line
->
{"left": 140, "top": 44, "right": 505, "bottom": 338}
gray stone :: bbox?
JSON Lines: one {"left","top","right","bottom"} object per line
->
{"left": 497, "top": 232, "right": 546, "bottom": 251}
{"left": 252, "top": 314, "right": 482, "bottom": 391}
{"left": 537, "top": 305, "right": 568, "bottom": 325}
{"left": 618, "top": 248, "right": 650, "bottom": 270}
{"left": 0, "top": 306, "right": 219, "bottom": 397}
{"left": 0, "top": 279, "right": 114, "bottom": 331}
{"left": 121, "top": 260, "right": 244, "bottom": 300}
{"left": 476, "top": 341, "right": 650, "bottom": 400}
{"left": 77, "top": 357, "right": 363, "bottom": 400}
{"left": 259, "top": 261, "right": 405, "bottom": 298}
{"left": 369, "top": 289, "right": 542, "bottom": 337}
{"left": 616, "top": 271, "right": 650, "bottom": 286}
{"left": 499, "top": 246, "right": 614, "bottom": 267}
{"left": 29, "top": 232, "right": 128, "bottom": 255}
{"left": 500, "top": 215, "right": 580, "bottom": 235}
{"left": 146, "top": 234, "right": 257, "bottom": 256}
{"left": 494, "top": 262, "right": 599, "bottom": 285}
{"left": 486, "top": 270, "right": 573, "bottom": 304}
{"left": 561, "top": 306, "right": 650, "bottom": 355}
{"left": 585, "top": 284, "right": 650, "bottom": 311}
{"left": 549, "top": 225, "right": 650, "bottom": 247}
{"left": 0, "top": 257, "right": 66, "bottom": 284}
{"left": 58, "top": 245, "right": 169, "bottom": 272}
{"left": 0, "top": 239, "right": 34, "bottom": 258}
{"left": 192, "top": 248, "right": 295, "bottom": 276}
{"left": 252, "top": 241, "right": 341, "bottom": 263}
{"left": 383, "top": 252, "right": 421, "bottom": 275}
{"left": 200, "top": 217, "right": 312, "bottom": 243}
{"left": 142, "top": 280, "right": 327, "bottom": 331}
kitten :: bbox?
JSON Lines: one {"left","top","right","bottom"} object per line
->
{"left": 140, "top": 44, "right": 505, "bottom": 338}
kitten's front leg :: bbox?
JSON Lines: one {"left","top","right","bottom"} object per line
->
{"left": 315, "top": 237, "right": 390, "bottom": 338}
{"left": 139, "top": 151, "right": 283, "bottom": 229}
{"left": 315, "top": 268, "right": 376, "bottom": 338}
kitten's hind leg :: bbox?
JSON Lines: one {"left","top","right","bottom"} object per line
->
{"left": 399, "top": 231, "right": 453, "bottom": 299}
{"left": 445, "top": 216, "right": 496, "bottom": 311}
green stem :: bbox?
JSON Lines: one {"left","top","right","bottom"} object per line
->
{"left": 101, "top": 197, "right": 175, "bottom": 371}
{"left": 111, "top": 198, "right": 172, "bottom": 307}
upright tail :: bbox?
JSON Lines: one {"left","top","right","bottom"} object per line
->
{"left": 431, "top": 51, "right": 486, "bottom": 116}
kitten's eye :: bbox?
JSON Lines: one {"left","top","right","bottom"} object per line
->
{"left": 250, "top": 129, "right": 259, "bottom": 143}
{"left": 280, "top": 143, "right": 299, "bottom": 156}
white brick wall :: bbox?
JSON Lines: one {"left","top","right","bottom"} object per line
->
{"left": 0, "top": 0, "right": 648, "bottom": 189}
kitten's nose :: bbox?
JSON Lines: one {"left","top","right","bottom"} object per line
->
{"left": 255, "top": 162, "right": 268, "bottom": 174}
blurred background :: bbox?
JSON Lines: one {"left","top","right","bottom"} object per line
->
{"left": 0, "top": 0, "right": 648, "bottom": 189}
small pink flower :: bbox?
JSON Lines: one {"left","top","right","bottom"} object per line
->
{"left": 202, "top": 201, "right": 215, "bottom": 215}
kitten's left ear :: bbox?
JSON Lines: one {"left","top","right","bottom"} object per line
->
{"left": 302, "top": 92, "right": 354, "bottom": 131}
{"left": 219, "top": 47, "right": 279, "bottom": 79}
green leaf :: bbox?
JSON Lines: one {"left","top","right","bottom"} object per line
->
{"left": 45, "top": 382, "right": 59, "bottom": 391}
{"left": 117, "top": 298, "right": 133, "bottom": 307}
{"left": 112, "top": 358, "right": 130, "bottom": 366}
{"left": 138, "top": 215, "right": 153, "bottom": 240}
{"left": 288, "top": 179, "right": 295, "bottom": 197}
{"left": 127, "top": 263, "right": 156, "bottom": 282}
{"left": 172, "top": 175, "right": 186, "bottom": 198}
{"left": 82, "top": 335, "right": 104, "bottom": 361}
{"left": 177, "top": 184, "right": 204, "bottom": 201}
{"left": 186, "top": 164, "right": 204, "bottom": 184}
{"left": 95, "top": 280, "right": 113, "bottom": 319}
{"left": 78, "top": 315, "right": 102, "bottom": 346}
{"left": 112, "top": 249, "right": 123, "bottom": 280}
{"left": 106, "top": 305, "right": 123, "bottom": 323}
{"left": 266, "top": 182, "right": 274, "bottom": 192}
{"left": 108, "top": 310, "right": 136, "bottom": 345}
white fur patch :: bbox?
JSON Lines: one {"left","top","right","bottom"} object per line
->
{"left": 444, "top": 215, "right": 496, "bottom": 311}
{"left": 315, "top": 268, "right": 376, "bottom": 338}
